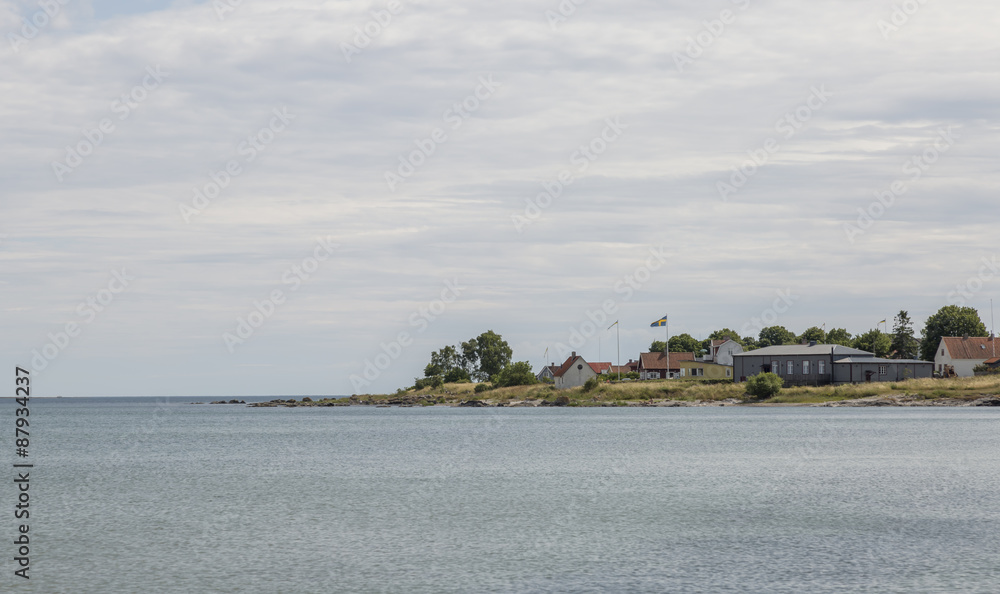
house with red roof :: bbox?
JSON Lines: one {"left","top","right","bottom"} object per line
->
{"left": 934, "top": 336, "right": 999, "bottom": 377}
{"left": 637, "top": 351, "right": 696, "bottom": 380}
{"left": 550, "top": 352, "right": 609, "bottom": 389}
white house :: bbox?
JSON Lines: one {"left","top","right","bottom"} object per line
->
{"left": 552, "top": 352, "right": 610, "bottom": 389}
{"left": 934, "top": 336, "right": 998, "bottom": 377}
{"left": 704, "top": 338, "right": 744, "bottom": 366}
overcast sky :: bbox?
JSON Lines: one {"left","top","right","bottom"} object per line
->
{"left": 2, "top": 0, "right": 998, "bottom": 397}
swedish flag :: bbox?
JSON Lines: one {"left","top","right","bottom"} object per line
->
{"left": 650, "top": 315, "right": 668, "bottom": 327}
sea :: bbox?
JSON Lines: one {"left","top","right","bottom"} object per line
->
{"left": 4, "top": 397, "right": 1000, "bottom": 593}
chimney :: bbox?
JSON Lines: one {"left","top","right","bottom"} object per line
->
{"left": 963, "top": 334, "right": 969, "bottom": 340}
{"left": 809, "top": 340, "right": 817, "bottom": 347}
{"left": 571, "top": 351, "right": 576, "bottom": 357}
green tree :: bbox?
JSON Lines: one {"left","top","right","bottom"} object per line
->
{"left": 492, "top": 361, "right": 539, "bottom": 388}
{"left": 741, "top": 335, "right": 759, "bottom": 351}
{"left": 919, "top": 305, "right": 989, "bottom": 361}
{"left": 798, "top": 326, "right": 827, "bottom": 344}
{"left": 424, "top": 345, "right": 460, "bottom": 377}
{"left": 853, "top": 329, "right": 891, "bottom": 357}
{"left": 668, "top": 333, "right": 702, "bottom": 353}
{"left": 460, "top": 339, "right": 479, "bottom": 374}
{"left": 890, "top": 310, "right": 919, "bottom": 359}
{"left": 649, "top": 340, "right": 667, "bottom": 353}
{"left": 826, "top": 328, "right": 853, "bottom": 347}
{"left": 758, "top": 326, "right": 796, "bottom": 348}
{"left": 474, "top": 330, "right": 512, "bottom": 381}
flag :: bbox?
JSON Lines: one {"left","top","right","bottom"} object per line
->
{"left": 650, "top": 315, "right": 668, "bottom": 327}
{"left": 608, "top": 320, "right": 618, "bottom": 330}
{"left": 878, "top": 319, "right": 886, "bottom": 325}
{"left": 543, "top": 347, "right": 549, "bottom": 362}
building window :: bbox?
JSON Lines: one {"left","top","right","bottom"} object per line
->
{"left": 818, "top": 360, "right": 825, "bottom": 374}
{"left": 941, "top": 349, "right": 944, "bottom": 356}
{"left": 787, "top": 361, "right": 794, "bottom": 375}
{"left": 879, "top": 365, "right": 887, "bottom": 375}
{"left": 803, "top": 361, "right": 810, "bottom": 374}
{"left": 772, "top": 361, "right": 779, "bottom": 375}
{"left": 696, "top": 368, "right": 703, "bottom": 376}
{"left": 726, "top": 368, "right": 731, "bottom": 377}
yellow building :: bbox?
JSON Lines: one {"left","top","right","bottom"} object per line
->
{"left": 677, "top": 361, "right": 733, "bottom": 380}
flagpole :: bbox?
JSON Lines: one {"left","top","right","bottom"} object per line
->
{"left": 617, "top": 321, "right": 621, "bottom": 381}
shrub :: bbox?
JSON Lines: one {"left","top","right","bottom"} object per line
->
{"left": 553, "top": 395, "right": 571, "bottom": 406}
{"left": 492, "top": 361, "right": 540, "bottom": 388}
{"left": 745, "top": 372, "right": 782, "bottom": 400}
{"left": 582, "top": 377, "right": 601, "bottom": 392}
{"left": 414, "top": 375, "right": 444, "bottom": 390}
{"left": 474, "top": 382, "right": 492, "bottom": 393}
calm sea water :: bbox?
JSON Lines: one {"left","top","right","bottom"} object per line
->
{"left": 4, "top": 398, "right": 1000, "bottom": 593}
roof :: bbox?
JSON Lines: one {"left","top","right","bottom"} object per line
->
{"left": 985, "top": 357, "right": 1000, "bottom": 365}
{"left": 834, "top": 357, "right": 932, "bottom": 364}
{"left": 941, "top": 336, "right": 998, "bottom": 360}
{"left": 734, "top": 344, "right": 872, "bottom": 357}
{"left": 588, "top": 362, "right": 613, "bottom": 374}
{"left": 638, "top": 351, "right": 695, "bottom": 370}
{"left": 551, "top": 356, "right": 581, "bottom": 378}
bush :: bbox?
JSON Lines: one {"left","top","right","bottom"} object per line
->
{"left": 492, "top": 361, "right": 539, "bottom": 388}
{"left": 553, "top": 395, "right": 571, "bottom": 406}
{"left": 745, "top": 372, "right": 782, "bottom": 400}
{"left": 582, "top": 377, "right": 601, "bottom": 392}
{"left": 474, "top": 382, "right": 492, "bottom": 393}
{"left": 414, "top": 375, "right": 444, "bottom": 390}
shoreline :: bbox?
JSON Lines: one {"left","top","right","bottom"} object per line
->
{"left": 214, "top": 393, "right": 1000, "bottom": 408}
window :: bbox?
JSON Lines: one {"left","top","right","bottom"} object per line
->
{"left": 771, "top": 361, "right": 779, "bottom": 375}
{"left": 787, "top": 361, "right": 794, "bottom": 375}
{"left": 818, "top": 360, "right": 825, "bottom": 374}
{"left": 879, "top": 365, "right": 887, "bottom": 375}
{"left": 803, "top": 361, "right": 810, "bottom": 374}
{"left": 696, "top": 368, "right": 704, "bottom": 376}
{"left": 726, "top": 368, "right": 731, "bottom": 377}
{"left": 941, "top": 349, "right": 945, "bottom": 356}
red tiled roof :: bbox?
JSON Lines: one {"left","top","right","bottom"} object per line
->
{"left": 589, "top": 362, "right": 613, "bottom": 374}
{"left": 942, "top": 337, "right": 998, "bottom": 360}
{"left": 551, "top": 356, "right": 579, "bottom": 378}
{"left": 638, "top": 351, "right": 695, "bottom": 370}
{"left": 984, "top": 357, "right": 1000, "bottom": 365}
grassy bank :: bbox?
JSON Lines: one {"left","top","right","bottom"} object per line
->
{"left": 339, "top": 375, "right": 1000, "bottom": 406}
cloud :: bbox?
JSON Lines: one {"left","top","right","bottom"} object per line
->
{"left": 2, "top": 0, "right": 999, "bottom": 395}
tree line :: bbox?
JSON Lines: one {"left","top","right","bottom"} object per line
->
{"left": 653, "top": 305, "right": 989, "bottom": 361}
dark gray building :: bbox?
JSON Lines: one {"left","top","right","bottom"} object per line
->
{"left": 733, "top": 343, "right": 933, "bottom": 385}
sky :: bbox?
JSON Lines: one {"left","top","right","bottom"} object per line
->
{"left": 2, "top": 0, "right": 998, "bottom": 397}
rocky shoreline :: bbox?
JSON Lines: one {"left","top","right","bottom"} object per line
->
{"left": 198, "top": 394, "right": 1000, "bottom": 408}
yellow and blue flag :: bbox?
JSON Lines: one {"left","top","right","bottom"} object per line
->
{"left": 650, "top": 315, "right": 668, "bottom": 327}
{"left": 878, "top": 319, "right": 886, "bottom": 325}
{"left": 608, "top": 320, "right": 618, "bottom": 330}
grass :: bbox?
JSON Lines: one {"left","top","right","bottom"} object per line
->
{"left": 295, "top": 374, "right": 1000, "bottom": 407}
